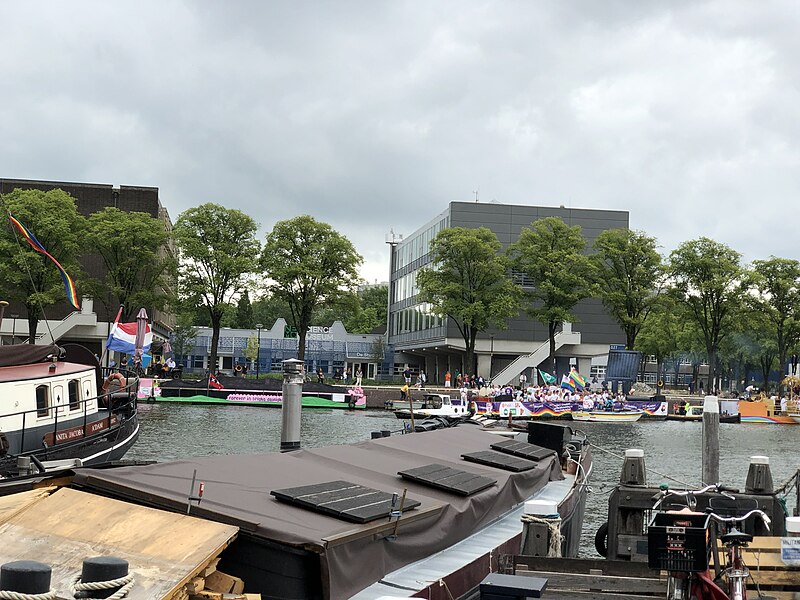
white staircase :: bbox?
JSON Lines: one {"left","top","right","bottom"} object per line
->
{"left": 491, "top": 323, "right": 581, "bottom": 386}
{"left": 36, "top": 298, "right": 98, "bottom": 345}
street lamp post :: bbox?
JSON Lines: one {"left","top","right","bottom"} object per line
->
{"left": 256, "top": 323, "right": 263, "bottom": 379}
{"left": 10, "top": 314, "right": 18, "bottom": 345}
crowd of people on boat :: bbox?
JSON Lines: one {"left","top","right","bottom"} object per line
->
{"left": 453, "top": 381, "right": 629, "bottom": 410}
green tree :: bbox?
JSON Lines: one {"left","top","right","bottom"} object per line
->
{"left": 170, "top": 323, "right": 198, "bottom": 366}
{"left": 592, "top": 229, "right": 662, "bottom": 350}
{"left": 0, "top": 188, "right": 85, "bottom": 341}
{"left": 417, "top": 227, "right": 521, "bottom": 376}
{"left": 669, "top": 237, "right": 743, "bottom": 392}
{"left": 85, "top": 207, "right": 176, "bottom": 322}
{"left": 174, "top": 203, "right": 260, "bottom": 373}
{"left": 635, "top": 293, "right": 679, "bottom": 394}
{"left": 235, "top": 290, "right": 255, "bottom": 329}
{"left": 747, "top": 257, "right": 800, "bottom": 385}
{"left": 508, "top": 217, "right": 592, "bottom": 373}
{"left": 251, "top": 293, "right": 292, "bottom": 330}
{"left": 261, "top": 216, "right": 363, "bottom": 361}
{"left": 243, "top": 334, "right": 259, "bottom": 368}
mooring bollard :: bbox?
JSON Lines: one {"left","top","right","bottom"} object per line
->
{"left": 281, "top": 358, "right": 304, "bottom": 452}
{"left": 74, "top": 556, "right": 131, "bottom": 599}
{"left": 520, "top": 499, "right": 562, "bottom": 558}
{"left": 702, "top": 395, "right": 720, "bottom": 485}
{"left": 620, "top": 449, "right": 646, "bottom": 486}
{"left": 0, "top": 560, "right": 52, "bottom": 597}
{"left": 745, "top": 455, "right": 774, "bottom": 494}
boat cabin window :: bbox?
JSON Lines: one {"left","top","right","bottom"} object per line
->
{"left": 36, "top": 385, "right": 50, "bottom": 418}
{"left": 68, "top": 379, "right": 81, "bottom": 410}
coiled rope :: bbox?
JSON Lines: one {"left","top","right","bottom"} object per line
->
{"left": 520, "top": 514, "right": 562, "bottom": 557}
{"left": 71, "top": 573, "right": 134, "bottom": 599}
{"left": 0, "top": 592, "right": 56, "bottom": 600}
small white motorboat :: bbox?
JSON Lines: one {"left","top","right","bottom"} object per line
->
{"left": 571, "top": 409, "right": 644, "bottom": 422}
{"left": 394, "top": 393, "right": 472, "bottom": 419}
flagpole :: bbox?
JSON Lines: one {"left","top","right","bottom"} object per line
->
{"left": 99, "top": 305, "right": 124, "bottom": 369}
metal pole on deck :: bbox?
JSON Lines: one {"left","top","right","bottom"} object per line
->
{"left": 281, "top": 358, "right": 304, "bottom": 452}
{"left": 702, "top": 395, "right": 720, "bottom": 485}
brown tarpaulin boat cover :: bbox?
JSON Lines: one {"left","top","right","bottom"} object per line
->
{"left": 73, "top": 426, "right": 563, "bottom": 599}
{"left": 0, "top": 344, "right": 61, "bottom": 368}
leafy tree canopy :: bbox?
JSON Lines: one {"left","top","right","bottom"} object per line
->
{"left": 85, "top": 207, "right": 176, "bottom": 322}
{"left": 174, "top": 203, "right": 260, "bottom": 372}
{"left": 261, "top": 215, "right": 363, "bottom": 361}
{"left": 417, "top": 227, "right": 521, "bottom": 376}
{"left": 508, "top": 216, "right": 592, "bottom": 370}
{"left": 668, "top": 237, "right": 743, "bottom": 390}
{"left": 0, "top": 188, "right": 85, "bottom": 341}
{"left": 592, "top": 228, "right": 662, "bottom": 350}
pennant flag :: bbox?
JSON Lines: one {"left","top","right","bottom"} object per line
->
{"left": 569, "top": 368, "right": 586, "bottom": 390}
{"left": 561, "top": 374, "right": 576, "bottom": 391}
{"left": 208, "top": 373, "right": 224, "bottom": 390}
{"left": 9, "top": 214, "right": 80, "bottom": 309}
{"left": 538, "top": 369, "right": 557, "bottom": 385}
{"left": 106, "top": 320, "right": 153, "bottom": 354}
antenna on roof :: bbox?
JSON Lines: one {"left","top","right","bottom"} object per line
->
{"left": 473, "top": 189, "right": 479, "bottom": 202}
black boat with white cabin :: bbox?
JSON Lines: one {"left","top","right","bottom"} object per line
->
{"left": 0, "top": 342, "right": 140, "bottom": 479}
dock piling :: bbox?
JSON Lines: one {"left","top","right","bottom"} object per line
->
{"left": 702, "top": 395, "right": 720, "bottom": 485}
{"left": 281, "top": 359, "right": 304, "bottom": 452}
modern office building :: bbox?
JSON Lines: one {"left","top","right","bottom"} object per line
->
{"left": 387, "top": 201, "right": 629, "bottom": 386}
{"left": 0, "top": 178, "right": 175, "bottom": 355}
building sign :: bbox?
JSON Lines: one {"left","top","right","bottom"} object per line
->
{"left": 609, "top": 344, "right": 626, "bottom": 351}
{"left": 284, "top": 325, "right": 298, "bottom": 338}
{"left": 307, "top": 326, "right": 334, "bottom": 340}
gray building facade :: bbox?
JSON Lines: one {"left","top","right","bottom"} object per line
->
{"left": 387, "top": 201, "right": 629, "bottom": 384}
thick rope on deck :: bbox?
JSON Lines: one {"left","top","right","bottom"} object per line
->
{"left": 71, "top": 573, "right": 134, "bottom": 599}
{"left": 0, "top": 591, "right": 56, "bottom": 600}
{"left": 521, "top": 514, "right": 562, "bottom": 557}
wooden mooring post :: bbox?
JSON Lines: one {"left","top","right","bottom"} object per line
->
{"left": 702, "top": 395, "right": 720, "bottom": 485}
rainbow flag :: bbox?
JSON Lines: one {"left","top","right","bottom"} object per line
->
{"left": 8, "top": 214, "right": 80, "bottom": 309}
{"left": 569, "top": 368, "right": 586, "bottom": 390}
{"left": 561, "top": 374, "right": 576, "bottom": 391}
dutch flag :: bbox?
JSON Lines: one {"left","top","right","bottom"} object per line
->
{"left": 106, "top": 308, "right": 153, "bottom": 354}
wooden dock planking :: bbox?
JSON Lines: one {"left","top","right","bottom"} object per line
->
{"left": 0, "top": 487, "right": 238, "bottom": 600}
{"left": 0, "top": 486, "right": 54, "bottom": 524}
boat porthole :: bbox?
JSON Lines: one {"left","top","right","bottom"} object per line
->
{"left": 594, "top": 521, "right": 609, "bottom": 557}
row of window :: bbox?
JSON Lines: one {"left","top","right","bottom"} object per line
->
{"left": 35, "top": 379, "right": 89, "bottom": 418}
{"left": 389, "top": 304, "right": 445, "bottom": 336}
{"left": 394, "top": 217, "right": 448, "bottom": 270}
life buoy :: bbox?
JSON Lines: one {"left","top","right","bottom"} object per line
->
{"left": 234, "top": 364, "right": 243, "bottom": 373}
{"left": 103, "top": 372, "right": 126, "bottom": 393}
{"left": 657, "top": 379, "right": 664, "bottom": 388}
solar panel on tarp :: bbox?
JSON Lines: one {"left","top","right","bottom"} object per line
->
{"left": 271, "top": 480, "right": 420, "bottom": 523}
{"left": 490, "top": 439, "right": 556, "bottom": 462}
{"left": 398, "top": 463, "right": 496, "bottom": 496}
{"left": 461, "top": 450, "right": 538, "bottom": 472}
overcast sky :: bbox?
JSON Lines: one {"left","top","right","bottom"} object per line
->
{"left": 2, "top": 1, "right": 799, "bottom": 283}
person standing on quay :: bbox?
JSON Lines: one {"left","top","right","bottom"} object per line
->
{"left": 519, "top": 371, "right": 527, "bottom": 388}
{"left": 355, "top": 366, "right": 363, "bottom": 387}
{"left": 444, "top": 370, "right": 451, "bottom": 388}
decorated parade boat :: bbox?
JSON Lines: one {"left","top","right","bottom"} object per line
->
{"left": 571, "top": 408, "right": 644, "bottom": 422}
{"left": 0, "top": 343, "right": 139, "bottom": 479}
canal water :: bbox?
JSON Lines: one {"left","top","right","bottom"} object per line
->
{"left": 130, "top": 404, "right": 800, "bottom": 557}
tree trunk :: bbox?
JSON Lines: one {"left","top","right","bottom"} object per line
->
{"left": 707, "top": 349, "right": 716, "bottom": 395}
{"left": 656, "top": 357, "right": 663, "bottom": 395}
{"left": 626, "top": 328, "right": 636, "bottom": 351}
{"left": 463, "top": 327, "right": 475, "bottom": 376}
{"left": 26, "top": 312, "right": 38, "bottom": 344}
{"left": 209, "top": 312, "right": 221, "bottom": 374}
{"left": 296, "top": 327, "right": 306, "bottom": 362}
{"left": 548, "top": 321, "right": 558, "bottom": 375}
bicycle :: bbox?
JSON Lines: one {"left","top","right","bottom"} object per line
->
{"left": 647, "top": 484, "right": 772, "bottom": 600}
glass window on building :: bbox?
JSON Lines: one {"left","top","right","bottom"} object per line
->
{"left": 192, "top": 355, "right": 204, "bottom": 369}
